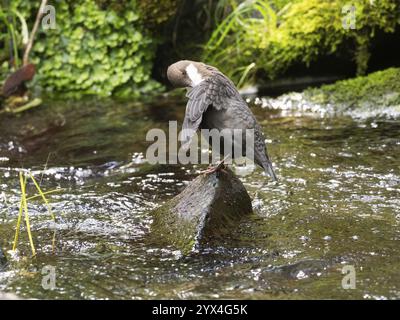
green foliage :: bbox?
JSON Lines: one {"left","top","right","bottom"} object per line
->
{"left": 36, "top": 0, "right": 160, "bottom": 97}
{"left": 204, "top": 0, "right": 278, "bottom": 84}
{"left": 2, "top": 0, "right": 181, "bottom": 97}
{"left": 204, "top": 0, "right": 400, "bottom": 85}
{"left": 137, "top": 0, "right": 181, "bottom": 26}
{"left": 0, "top": 3, "right": 29, "bottom": 69}
{"left": 269, "top": 0, "right": 299, "bottom": 10}
{"left": 306, "top": 67, "right": 400, "bottom": 107}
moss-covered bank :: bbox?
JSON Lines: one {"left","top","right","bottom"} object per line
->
{"left": 204, "top": 0, "right": 400, "bottom": 85}
{"left": 306, "top": 67, "right": 400, "bottom": 108}
{"left": 262, "top": 68, "right": 400, "bottom": 118}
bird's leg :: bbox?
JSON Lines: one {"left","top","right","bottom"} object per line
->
{"left": 200, "top": 155, "right": 231, "bottom": 175}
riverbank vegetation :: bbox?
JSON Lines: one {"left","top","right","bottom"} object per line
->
{"left": 204, "top": 0, "right": 400, "bottom": 84}
{"left": 1, "top": 0, "right": 179, "bottom": 98}
{"left": 262, "top": 67, "right": 400, "bottom": 118}
{"left": 0, "top": 0, "right": 399, "bottom": 104}
{"left": 305, "top": 67, "right": 400, "bottom": 111}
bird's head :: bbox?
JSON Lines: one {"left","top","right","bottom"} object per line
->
{"left": 167, "top": 60, "right": 212, "bottom": 88}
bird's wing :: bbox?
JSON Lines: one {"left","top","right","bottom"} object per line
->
{"left": 204, "top": 72, "right": 238, "bottom": 110}
{"left": 181, "top": 73, "right": 238, "bottom": 149}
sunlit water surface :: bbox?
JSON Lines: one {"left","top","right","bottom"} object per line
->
{"left": 0, "top": 96, "right": 399, "bottom": 299}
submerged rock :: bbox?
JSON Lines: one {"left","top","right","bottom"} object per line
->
{"left": 150, "top": 168, "right": 253, "bottom": 254}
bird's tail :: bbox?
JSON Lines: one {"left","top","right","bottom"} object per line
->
{"left": 261, "top": 160, "right": 278, "bottom": 182}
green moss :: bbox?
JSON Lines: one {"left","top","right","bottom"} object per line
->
{"left": 137, "top": 0, "right": 181, "bottom": 26}
{"left": 305, "top": 67, "right": 400, "bottom": 108}
{"left": 204, "top": 0, "right": 400, "bottom": 85}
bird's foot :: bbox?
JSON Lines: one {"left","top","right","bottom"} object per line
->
{"left": 200, "top": 155, "right": 230, "bottom": 175}
{"left": 200, "top": 162, "right": 226, "bottom": 175}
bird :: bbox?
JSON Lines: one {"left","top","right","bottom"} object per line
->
{"left": 167, "top": 60, "right": 277, "bottom": 181}
{"left": 1, "top": 63, "right": 36, "bottom": 98}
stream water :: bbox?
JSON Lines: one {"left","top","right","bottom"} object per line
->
{"left": 0, "top": 95, "right": 399, "bottom": 299}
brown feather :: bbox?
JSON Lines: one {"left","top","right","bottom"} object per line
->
{"left": 2, "top": 63, "right": 36, "bottom": 97}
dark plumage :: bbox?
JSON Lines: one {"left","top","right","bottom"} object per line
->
{"left": 167, "top": 60, "right": 277, "bottom": 181}
{"left": 2, "top": 63, "right": 36, "bottom": 98}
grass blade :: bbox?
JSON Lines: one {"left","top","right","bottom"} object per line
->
{"left": 12, "top": 195, "right": 24, "bottom": 252}
{"left": 20, "top": 172, "right": 36, "bottom": 257}
{"left": 28, "top": 173, "right": 55, "bottom": 221}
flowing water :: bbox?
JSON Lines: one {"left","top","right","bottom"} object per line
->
{"left": 0, "top": 95, "right": 399, "bottom": 299}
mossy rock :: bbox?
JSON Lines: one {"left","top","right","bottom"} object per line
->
{"left": 263, "top": 67, "right": 400, "bottom": 118}
{"left": 150, "top": 168, "right": 253, "bottom": 255}
{"left": 306, "top": 68, "right": 400, "bottom": 108}
{"left": 304, "top": 67, "right": 400, "bottom": 117}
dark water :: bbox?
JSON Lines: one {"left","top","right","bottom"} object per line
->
{"left": 0, "top": 96, "right": 399, "bottom": 299}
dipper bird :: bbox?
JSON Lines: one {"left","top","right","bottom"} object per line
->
{"left": 167, "top": 60, "right": 277, "bottom": 181}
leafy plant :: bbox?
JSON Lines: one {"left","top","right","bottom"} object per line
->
{"left": 204, "top": 0, "right": 279, "bottom": 84}
{"left": 204, "top": 0, "right": 400, "bottom": 86}
{"left": 4, "top": 0, "right": 180, "bottom": 97}
{"left": 0, "top": 4, "right": 29, "bottom": 70}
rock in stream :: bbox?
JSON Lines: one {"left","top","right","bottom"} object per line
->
{"left": 150, "top": 168, "right": 253, "bottom": 254}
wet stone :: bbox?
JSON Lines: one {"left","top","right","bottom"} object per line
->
{"left": 149, "top": 168, "right": 253, "bottom": 255}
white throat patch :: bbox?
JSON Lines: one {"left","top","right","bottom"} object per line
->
{"left": 186, "top": 63, "right": 204, "bottom": 86}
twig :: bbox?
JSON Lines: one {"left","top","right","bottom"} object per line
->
{"left": 40, "top": 152, "right": 52, "bottom": 187}
{"left": 22, "top": 0, "right": 47, "bottom": 66}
